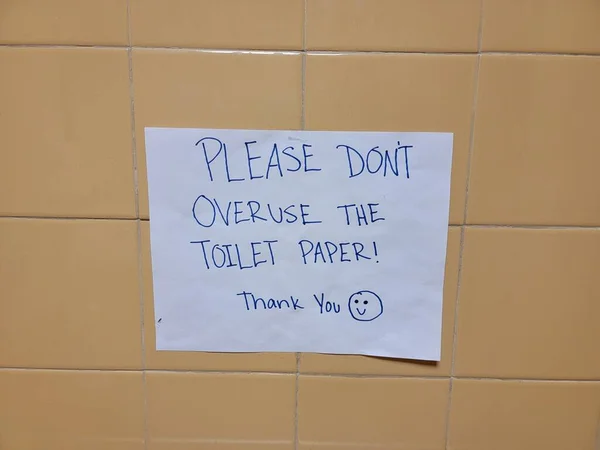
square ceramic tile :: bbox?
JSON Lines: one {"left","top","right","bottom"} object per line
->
{"left": 298, "top": 376, "right": 449, "bottom": 449}
{"left": 130, "top": 0, "right": 303, "bottom": 49}
{"left": 300, "top": 227, "right": 460, "bottom": 376}
{"left": 467, "top": 55, "right": 600, "bottom": 226}
{"left": 482, "top": 0, "right": 600, "bottom": 54}
{"left": 146, "top": 372, "right": 295, "bottom": 446}
{"left": 0, "top": 0, "right": 127, "bottom": 45}
{"left": 0, "top": 370, "right": 144, "bottom": 450}
{"left": 141, "top": 222, "right": 296, "bottom": 372}
{"left": 0, "top": 48, "right": 135, "bottom": 218}
{"left": 0, "top": 219, "right": 142, "bottom": 369}
{"left": 455, "top": 228, "right": 600, "bottom": 379}
{"left": 133, "top": 50, "right": 302, "bottom": 219}
{"left": 307, "top": 0, "right": 481, "bottom": 52}
{"left": 448, "top": 379, "right": 600, "bottom": 450}
{"left": 305, "top": 54, "right": 477, "bottom": 225}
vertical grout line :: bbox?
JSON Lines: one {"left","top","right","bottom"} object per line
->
{"left": 135, "top": 217, "right": 149, "bottom": 450}
{"left": 294, "top": 5, "right": 308, "bottom": 450}
{"left": 294, "top": 353, "right": 301, "bottom": 450}
{"left": 595, "top": 412, "right": 600, "bottom": 450}
{"left": 461, "top": 9, "right": 484, "bottom": 227}
{"left": 126, "top": 1, "right": 148, "bottom": 449}
{"left": 126, "top": 17, "right": 140, "bottom": 221}
{"left": 300, "top": 0, "right": 307, "bottom": 132}
{"left": 444, "top": 1, "right": 484, "bottom": 449}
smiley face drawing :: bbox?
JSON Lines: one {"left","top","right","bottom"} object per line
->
{"left": 348, "top": 290, "right": 383, "bottom": 322}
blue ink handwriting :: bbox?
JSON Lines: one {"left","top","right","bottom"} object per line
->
{"left": 190, "top": 239, "right": 278, "bottom": 270}
{"left": 298, "top": 240, "right": 380, "bottom": 264}
{"left": 196, "top": 137, "right": 321, "bottom": 183}
{"left": 337, "top": 142, "right": 412, "bottom": 179}
{"left": 336, "top": 202, "right": 385, "bottom": 226}
{"left": 313, "top": 293, "right": 341, "bottom": 314}
{"left": 237, "top": 291, "right": 304, "bottom": 311}
{"left": 192, "top": 196, "right": 322, "bottom": 228}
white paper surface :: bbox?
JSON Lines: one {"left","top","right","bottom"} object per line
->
{"left": 145, "top": 128, "right": 453, "bottom": 361}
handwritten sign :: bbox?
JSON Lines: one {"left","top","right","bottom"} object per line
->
{"left": 145, "top": 128, "right": 453, "bottom": 360}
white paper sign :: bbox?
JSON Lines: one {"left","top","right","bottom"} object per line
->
{"left": 145, "top": 128, "right": 453, "bottom": 361}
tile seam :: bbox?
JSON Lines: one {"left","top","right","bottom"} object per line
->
{"left": 0, "top": 216, "right": 138, "bottom": 221}
{"left": 444, "top": 1, "right": 485, "bottom": 449}
{"left": 1, "top": 216, "right": 599, "bottom": 229}
{"left": 1, "top": 44, "right": 599, "bottom": 57}
{"left": 135, "top": 220, "right": 149, "bottom": 450}
{"left": 595, "top": 411, "right": 600, "bottom": 450}
{"left": 295, "top": 2, "right": 308, "bottom": 448}
{"left": 126, "top": 2, "right": 148, "bottom": 450}
{"left": 0, "top": 367, "right": 598, "bottom": 382}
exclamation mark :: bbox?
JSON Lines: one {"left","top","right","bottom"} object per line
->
{"left": 373, "top": 241, "right": 379, "bottom": 263}
{"left": 404, "top": 145, "right": 410, "bottom": 179}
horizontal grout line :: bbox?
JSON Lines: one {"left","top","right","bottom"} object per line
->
{"left": 299, "top": 441, "right": 406, "bottom": 448}
{"left": 485, "top": 50, "right": 600, "bottom": 58}
{"left": 0, "top": 216, "right": 597, "bottom": 229}
{"left": 466, "top": 224, "right": 600, "bottom": 230}
{"left": 135, "top": 46, "right": 301, "bottom": 55}
{"left": 0, "top": 367, "right": 293, "bottom": 375}
{"left": 307, "top": 50, "right": 475, "bottom": 56}
{"left": 298, "top": 373, "right": 448, "bottom": 380}
{"left": 150, "top": 438, "right": 293, "bottom": 445}
{"left": 0, "top": 367, "right": 598, "bottom": 382}
{"left": 0, "top": 43, "right": 122, "bottom": 49}
{"left": 0, "top": 44, "right": 598, "bottom": 57}
{"left": 0, "top": 44, "right": 302, "bottom": 54}
{"left": 0, "top": 215, "right": 139, "bottom": 221}
{"left": 456, "top": 376, "right": 600, "bottom": 383}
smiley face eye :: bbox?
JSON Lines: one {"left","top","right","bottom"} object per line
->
{"left": 363, "top": 300, "right": 368, "bottom": 305}
{"left": 354, "top": 299, "right": 359, "bottom": 304}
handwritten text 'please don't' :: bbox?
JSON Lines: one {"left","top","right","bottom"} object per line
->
{"left": 189, "top": 136, "right": 413, "bottom": 271}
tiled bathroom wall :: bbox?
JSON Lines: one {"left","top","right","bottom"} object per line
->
{"left": 1, "top": 1, "right": 600, "bottom": 449}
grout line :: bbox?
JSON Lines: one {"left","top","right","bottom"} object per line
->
{"left": 595, "top": 412, "right": 600, "bottom": 450}
{"left": 0, "top": 366, "right": 598, "bottom": 382}
{"left": 126, "top": 2, "right": 148, "bottom": 450}
{"left": 149, "top": 439, "right": 293, "bottom": 445}
{"left": 299, "top": 51, "right": 306, "bottom": 129}
{"left": 461, "top": 42, "right": 484, "bottom": 226}
{"left": 1, "top": 218, "right": 599, "bottom": 229}
{"left": 295, "top": 372, "right": 448, "bottom": 380}
{"left": 307, "top": 50, "right": 475, "bottom": 56}
{"left": 0, "top": 218, "right": 597, "bottom": 230}
{"left": 0, "top": 215, "right": 599, "bottom": 229}
{"left": 1, "top": 43, "right": 599, "bottom": 58}
{"left": 444, "top": 2, "right": 485, "bottom": 449}
{"left": 126, "top": 43, "right": 140, "bottom": 220}
{"left": 443, "top": 225, "right": 464, "bottom": 449}
{"left": 483, "top": 51, "right": 600, "bottom": 58}
{"left": 295, "top": 5, "right": 308, "bottom": 449}
{"left": 0, "top": 43, "right": 300, "bottom": 53}
{"left": 294, "top": 353, "right": 301, "bottom": 450}
{"left": 453, "top": 377, "right": 600, "bottom": 383}
{"left": 0, "top": 44, "right": 123, "bottom": 49}
{"left": 0, "top": 216, "right": 138, "bottom": 221}
{"left": 133, "top": 47, "right": 301, "bottom": 55}
{"left": 299, "top": 2, "right": 307, "bottom": 131}
{"left": 136, "top": 217, "right": 149, "bottom": 450}
{"left": 299, "top": 441, "right": 423, "bottom": 448}
{"left": 464, "top": 224, "right": 600, "bottom": 230}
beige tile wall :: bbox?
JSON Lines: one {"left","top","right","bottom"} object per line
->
{"left": 1, "top": 1, "right": 599, "bottom": 449}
